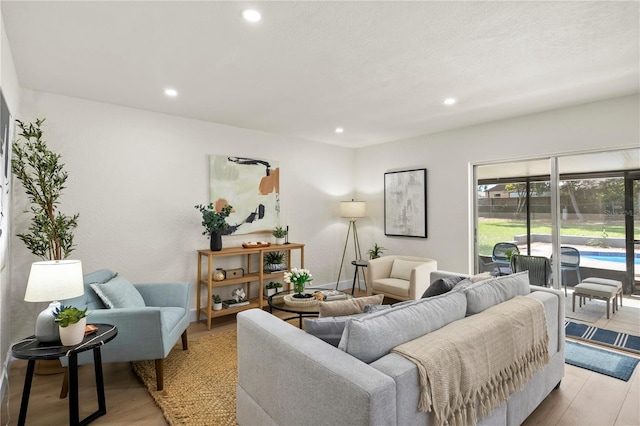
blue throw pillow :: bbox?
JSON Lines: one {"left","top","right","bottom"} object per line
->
{"left": 91, "top": 276, "right": 146, "bottom": 309}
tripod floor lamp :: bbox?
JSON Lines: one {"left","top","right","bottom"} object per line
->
{"left": 336, "top": 200, "right": 366, "bottom": 289}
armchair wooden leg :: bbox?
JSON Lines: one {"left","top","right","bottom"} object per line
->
{"left": 59, "top": 367, "right": 69, "bottom": 399}
{"left": 181, "top": 329, "right": 188, "bottom": 351}
{"left": 155, "top": 359, "right": 164, "bottom": 391}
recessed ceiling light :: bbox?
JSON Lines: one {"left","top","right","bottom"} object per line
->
{"left": 242, "top": 9, "right": 261, "bottom": 22}
{"left": 164, "top": 88, "right": 178, "bottom": 97}
{"left": 335, "top": 127, "right": 344, "bottom": 134}
{"left": 443, "top": 98, "right": 456, "bottom": 105}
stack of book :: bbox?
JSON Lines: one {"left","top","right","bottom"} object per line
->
{"left": 316, "top": 290, "right": 348, "bottom": 301}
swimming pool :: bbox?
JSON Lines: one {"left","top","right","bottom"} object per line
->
{"left": 580, "top": 251, "right": 640, "bottom": 265}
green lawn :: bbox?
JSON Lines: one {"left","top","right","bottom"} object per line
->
{"left": 477, "top": 219, "right": 626, "bottom": 256}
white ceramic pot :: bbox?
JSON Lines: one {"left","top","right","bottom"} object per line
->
{"left": 213, "top": 302, "right": 223, "bottom": 311}
{"left": 59, "top": 317, "right": 87, "bottom": 346}
{"left": 275, "top": 237, "right": 285, "bottom": 245}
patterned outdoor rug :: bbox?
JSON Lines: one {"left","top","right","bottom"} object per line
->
{"left": 565, "top": 320, "right": 640, "bottom": 355}
{"left": 132, "top": 329, "right": 237, "bottom": 425}
{"left": 565, "top": 340, "right": 639, "bottom": 381}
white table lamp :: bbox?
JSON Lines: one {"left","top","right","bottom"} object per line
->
{"left": 24, "top": 260, "right": 84, "bottom": 342}
{"left": 336, "top": 200, "right": 366, "bottom": 288}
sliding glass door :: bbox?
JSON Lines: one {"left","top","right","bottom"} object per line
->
{"left": 474, "top": 148, "right": 639, "bottom": 294}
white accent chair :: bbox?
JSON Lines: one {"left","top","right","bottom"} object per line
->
{"left": 366, "top": 256, "right": 437, "bottom": 301}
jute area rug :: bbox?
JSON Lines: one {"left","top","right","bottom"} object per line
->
{"left": 132, "top": 329, "right": 237, "bottom": 425}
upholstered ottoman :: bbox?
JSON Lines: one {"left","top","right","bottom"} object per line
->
{"left": 573, "top": 282, "right": 618, "bottom": 319}
{"left": 581, "top": 277, "right": 623, "bottom": 308}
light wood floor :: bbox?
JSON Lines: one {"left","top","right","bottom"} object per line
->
{"left": 2, "top": 291, "right": 639, "bottom": 426}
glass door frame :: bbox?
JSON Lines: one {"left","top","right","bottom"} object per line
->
{"left": 624, "top": 170, "right": 639, "bottom": 294}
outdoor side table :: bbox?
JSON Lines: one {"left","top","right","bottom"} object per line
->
{"left": 11, "top": 323, "right": 118, "bottom": 426}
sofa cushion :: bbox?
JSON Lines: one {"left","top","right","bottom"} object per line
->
{"left": 304, "top": 313, "right": 369, "bottom": 347}
{"left": 371, "top": 278, "right": 410, "bottom": 298}
{"left": 338, "top": 291, "right": 467, "bottom": 363}
{"left": 318, "top": 294, "right": 383, "bottom": 317}
{"left": 464, "top": 271, "right": 530, "bottom": 315}
{"left": 91, "top": 275, "right": 146, "bottom": 309}
{"left": 422, "top": 276, "right": 465, "bottom": 298}
{"left": 389, "top": 259, "right": 423, "bottom": 281}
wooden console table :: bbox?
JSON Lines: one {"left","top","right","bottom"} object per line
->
{"left": 196, "top": 243, "right": 304, "bottom": 329}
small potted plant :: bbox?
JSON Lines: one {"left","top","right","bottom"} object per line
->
{"left": 54, "top": 305, "right": 88, "bottom": 346}
{"left": 264, "top": 281, "right": 283, "bottom": 297}
{"left": 272, "top": 226, "right": 287, "bottom": 245}
{"left": 194, "top": 203, "right": 233, "bottom": 251}
{"left": 367, "top": 243, "right": 386, "bottom": 260}
{"left": 212, "top": 294, "right": 222, "bottom": 311}
{"left": 264, "top": 251, "right": 286, "bottom": 272}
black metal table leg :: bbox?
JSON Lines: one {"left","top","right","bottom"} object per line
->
{"left": 69, "top": 353, "right": 80, "bottom": 425}
{"left": 93, "top": 347, "right": 106, "bottom": 415}
{"left": 17, "top": 359, "right": 35, "bottom": 426}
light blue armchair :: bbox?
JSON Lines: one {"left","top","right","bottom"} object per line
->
{"left": 60, "top": 269, "right": 190, "bottom": 391}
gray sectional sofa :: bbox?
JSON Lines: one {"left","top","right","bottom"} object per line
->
{"left": 236, "top": 271, "right": 565, "bottom": 426}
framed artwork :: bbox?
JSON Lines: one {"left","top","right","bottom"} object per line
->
{"left": 209, "top": 155, "right": 280, "bottom": 235}
{"left": 384, "top": 168, "right": 427, "bottom": 238}
{"left": 0, "top": 89, "right": 12, "bottom": 270}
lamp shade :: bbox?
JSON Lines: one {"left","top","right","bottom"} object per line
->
{"left": 24, "top": 260, "right": 84, "bottom": 302}
{"left": 340, "top": 200, "right": 366, "bottom": 218}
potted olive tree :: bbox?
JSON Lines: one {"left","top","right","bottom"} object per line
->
{"left": 194, "top": 203, "right": 233, "bottom": 251}
{"left": 12, "top": 118, "right": 79, "bottom": 260}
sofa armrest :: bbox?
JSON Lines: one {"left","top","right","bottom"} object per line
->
{"left": 408, "top": 260, "right": 438, "bottom": 300}
{"left": 529, "top": 285, "right": 565, "bottom": 351}
{"left": 134, "top": 282, "right": 190, "bottom": 308}
{"left": 237, "top": 309, "right": 396, "bottom": 426}
{"left": 366, "top": 256, "right": 396, "bottom": 295}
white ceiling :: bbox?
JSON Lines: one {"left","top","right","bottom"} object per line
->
{"left": 2, "top": 1, "right": 639, "bottom": 148}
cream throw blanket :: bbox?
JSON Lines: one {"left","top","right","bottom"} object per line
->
{"left": 392, "top": 296, "right": 549, "bottom": 426}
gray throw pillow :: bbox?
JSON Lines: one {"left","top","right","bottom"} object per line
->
{"left": 464, "top": 271, "right": 530, "bottom": 315}
{"left": 422, "top": 276, "right": 465, "bottom": 298}
{"left": 304, "top": 313, "right": 369, "bottom": 347}
{"left": 363, "top": 304, "right": 392, "bottom": 313}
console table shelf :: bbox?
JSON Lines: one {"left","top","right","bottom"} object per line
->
{"left": 196, "top": 243, "right": 304, "bottom": 329}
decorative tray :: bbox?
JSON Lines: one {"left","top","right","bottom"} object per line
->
{"left": 242, "top": 242, "right": 271, "bottom": 248}
{"left": 283, "top": 294, "right": 319, "bottom": 308}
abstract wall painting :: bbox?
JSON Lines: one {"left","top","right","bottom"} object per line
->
{"left": 384, "top": 168, "right": 427, "bottom": 238}
{"left": 209, "top": 155, "right": 280, "bottom": 235}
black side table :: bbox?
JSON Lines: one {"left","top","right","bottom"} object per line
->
{"left": 11, "top": 323, "right": 118, "bottom": 426}
{"left": 351, "top": 260, "right": 368, "bottom": 295}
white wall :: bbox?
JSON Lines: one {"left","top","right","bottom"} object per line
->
{"left": 0, "top": 7, "right": 21, "bottom": 406}
{"left": 11, "top": 89, "right": 356, "bottom": 340}
{"left": 355, "top": 94, "right": 640, "bottom": 274}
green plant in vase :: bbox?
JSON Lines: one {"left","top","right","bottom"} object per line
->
{"left": 53, "top": 305, "right": 88, "bottom": 346}
{"left": 264, "top": 251, "right": 286, "bottom": 271}
{"left": 284, "top": 268, "right": 313, "bottom": 298}
{"left": 367, "top": 243, "right": 386, "bottom": 260}
{"left": 194, "top": 203, "right": 233, "bottom": 251}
